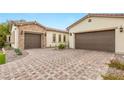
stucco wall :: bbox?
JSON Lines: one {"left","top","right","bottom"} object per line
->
{"left": 115, "top": 28, "right": 124, "bottom": 54}
{"left": 46, "top": 31, "right": 69, "bottom": 47}
{"left": 11, "top": 25, "right": 19, "bottom": 48}
{"left": 69, "top": 17, "right": 124, "bottom": 33}
{"left": 69, "top": 17, "right": 124, "bottom": 53}
{"left": 69, "top": 33, "right": 75, "bottom": 48}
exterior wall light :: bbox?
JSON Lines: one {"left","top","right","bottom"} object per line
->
{"left": 70, "top": 33, "right": 72, "bottom": 36}
{"left": 88, "top": 19, "right": 92, "bottom": 22}
{"left": 20, "top": 30, "right": 23, "bottom": 35}
{"left": 120, "top": 26, "right": 123, "bottom": 32}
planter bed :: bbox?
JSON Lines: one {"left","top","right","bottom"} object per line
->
{"left": 6, "top": 50, "right": 28, "bottom": 62}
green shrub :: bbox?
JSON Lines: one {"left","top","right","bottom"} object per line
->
{"left": 102, "top": 74, "right": 124, "bottom": 80}
{"left": 14, "top": 48, "right": 22, "bottom": 55}
{"left": 108, "top": 59, "right": 124, "bottom": 70}
{"left": 102, "top": 59, "right": 124, "bottom": 80}
{"left": 0, "top": 23, "right": 10, "bottom": 48}
{"left": 58, "top": 44, "right": 65, "bottom": 49}
{"left": 0, "top": 41, "right": 4, "bottom": 48}
{"left": 4, "top": 43, "right": 12, "bottom": 50}
{"left": 0, "top": 52, "right": 6, "bottom": 64}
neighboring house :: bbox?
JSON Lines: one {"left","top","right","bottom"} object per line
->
{"left": 9, "top": 20, "right": 68, "bottom": 49}
{"left": 67, "top": 13, "right": 124, "bottom": 54}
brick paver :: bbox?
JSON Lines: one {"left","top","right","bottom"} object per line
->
{"left": 0, "top": 49, "right": 114, "bottom": 80}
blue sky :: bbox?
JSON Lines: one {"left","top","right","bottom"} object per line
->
{"left": 0, "top": 13, "right": 87, "bottom": 29}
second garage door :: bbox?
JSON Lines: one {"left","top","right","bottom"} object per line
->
{"left": 75, "top": 30, "right": 115, "bottom": 52}
{"left": 25, "top": 33, "right": 41, "bottom": 49}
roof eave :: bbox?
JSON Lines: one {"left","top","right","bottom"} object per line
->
{"left": 66, "top": 13, "right": 124, "bottom": 30}
{"left": 66, "top": 14, "right": 89, "bottom": 30}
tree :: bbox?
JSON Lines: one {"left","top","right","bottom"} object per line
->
{"left": 0, "top": 23, "right": 9, "bottom": 48}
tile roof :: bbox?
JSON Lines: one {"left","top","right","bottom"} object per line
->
{"left": 46, "top": 27, "right": 67, "bottom": 33}
{"left": 9, "top": 20, "right": 46, "bottom": 28}
{"left": 9, "top": 20, "right": 67, "bottom": 33}
{"left": 88, "top": 13, "right": 124, "bottom": 17}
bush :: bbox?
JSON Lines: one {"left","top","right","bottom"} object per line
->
{"left": 58, "top": 44, "right": 65, "bottom": 49}
{"left": 108, "top": 59, "right": 124, "bottom": 70}
{"left": 102, "top": 74, "right": 124, "bottom": 80}
{"left": 4, "top": 43, "right": 12, "bottom": 50}
{"left": 101, "top": 59, "right": 124, "bottom": 80}
{"left": 0, "top": 52, "right": 6, "bottom": 64}
{"left": 0, "top": 23, "right": 9, "bottom": 48}
{"left": 0, "top": 42, "right": 4, "bottom": 48}
{"left": 14, "top": 48, "right": 22, "bottom": 55}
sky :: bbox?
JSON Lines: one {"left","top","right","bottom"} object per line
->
{"left": 0, "top": 13, "right": 87, "bottom": 29}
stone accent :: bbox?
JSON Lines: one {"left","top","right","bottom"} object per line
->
{"left": 18, "top": 24, "right": 46, "bottom": 49}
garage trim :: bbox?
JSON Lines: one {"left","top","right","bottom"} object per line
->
{"left": 74, "top": 27, "right": 117, "bottom": 34}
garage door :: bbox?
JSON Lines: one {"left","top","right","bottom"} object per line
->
{"left": 75, "top": 30, "right": 115, "bottom": 52}
{"left": 25, "top": 33, "right": 41, "bottom": 49}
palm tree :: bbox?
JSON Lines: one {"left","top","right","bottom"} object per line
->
{"left": 0, "top": 23, "right": 9, "bottom": 48}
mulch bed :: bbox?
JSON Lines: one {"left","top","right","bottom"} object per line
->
{"left": 102, "top": 55, "right": 124, "bottom": 80}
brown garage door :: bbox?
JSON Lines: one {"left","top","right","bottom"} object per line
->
{"left": 75, "top": 30, "right": 115, "bottom": 52}
{"left": 25, "top": 33, "right": 41, "bottom": 49}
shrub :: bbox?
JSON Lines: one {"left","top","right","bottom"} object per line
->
{"left": 101, "top": 59, "right": 124, "bottom": 80}
{"left": 14, "top": 48, "right": 22, "bottom": 55}
{"left": 108, "top": 59, "right": 124, "bottom": 70}
{"left": 102, "top": 74, "right": 124, "bottom": 80}
{"left": 0, "top": 23, "right": 10, "bottom": 48}
{"left": 0, "top": 41, "right": 4, "bottom": 48}
{"left": 58, "top": 44, "right": 65, "bottom": 49}
{"left": 0, "top": 52, "right": 6, "bottom": 64}
{"left": 4, "top": 43, "right": 12, "bottom": 50}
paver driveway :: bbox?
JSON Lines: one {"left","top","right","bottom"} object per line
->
{"left": 0, "top": 49, "right": 114, "bottom": 80}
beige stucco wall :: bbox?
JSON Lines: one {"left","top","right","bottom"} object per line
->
{"left": 10, "top": 25, "right": 19, "bottom": 48}
{"left": 46, "top": 31, "right": 69, "bottom": 47}
{"left": 69, "top": 16, "right": 124, "bottom": 53}
{"left": 69, "top": 33, "right": 75, "bottom": 48}
{"left": 115, "top": 27, "right": 124, "bottom": 54}
{"left": 69, "top": 17, "right": 124, "bottom": 33}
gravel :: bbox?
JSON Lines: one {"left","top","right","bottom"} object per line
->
{"left": 6, "top": 50, "right": 28, "bottom": 62}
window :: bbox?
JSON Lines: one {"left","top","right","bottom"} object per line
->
{"left": 53, "top": 34, "right": 56, "bottom": 42}
{"left": 58, "top": 34, "right": 61, "bottom": 42}
{"left": 9, "top": 36, "right": 11, "bottom": 42}
{"left": 63, "top": 35, "right": 66, "bottom": 42}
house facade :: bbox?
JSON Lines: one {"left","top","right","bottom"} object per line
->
{"left": 46, "top": 28, "right": 68, "bottom": 47}
{"left": 67, "top": 14, "right": 124, "bottom": 54}
{"left": 8, "top": 14, "right": 124, "bottom": 54}
{"left": 9, "top": 20, "right": 68, "bottom": 49}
